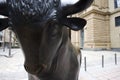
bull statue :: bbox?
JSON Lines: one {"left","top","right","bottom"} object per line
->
{"left": 0, "top": 0, "right": 93, "bottom": 80}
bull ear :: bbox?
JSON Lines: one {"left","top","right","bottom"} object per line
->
{"left": 63, "top": 18, "right": 86, "bottom": 31}
{"left": 61, "top": 0, "right": 94, "bottom": 16}
{"left": 0, "top": 0, "right": 8, "bottom": 16}
{"left": 0, "top": 18, "right": 9, "bottom": 31}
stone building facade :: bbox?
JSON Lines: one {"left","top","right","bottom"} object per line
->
{"left": 0, "top": 28, "right": 18, "bottom": 48}
{"left": 71, "top": 0, "right": 120, "bottom": 50}
{"left": 0, "top": 29, "right": 10, "bottom": 48}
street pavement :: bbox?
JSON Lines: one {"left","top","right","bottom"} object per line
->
{"left": 79, "top": 50, "right": 120, "bottom": 80}
{"left": 0, "top": 48, "right": 120, "bottom": 80}
{"left": 0, "top": 48, "right": 28, "bottom": 80}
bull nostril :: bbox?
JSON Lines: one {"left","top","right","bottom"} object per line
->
{"left": 36, "top": 64, "right": 47, "bottom": 73}
{"left": 24, "top": 64, "right": 48, "bottom": 75}
{"left": 41, "top": 64, "right": 47, "bottom": 69}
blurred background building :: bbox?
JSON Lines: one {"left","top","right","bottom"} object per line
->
{"left": 0, "top": 28, "right": 19, "bottom": 49}
{"left": 71, "top": 0, "right": 120, "bottom": 50}
{"left": 0, "top": 0, "right": 120, "bottom": 51}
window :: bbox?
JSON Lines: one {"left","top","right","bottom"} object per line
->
{"left": 0, "top": 36, "right": 2, "bottom": 41}
{"left": 0, "top": 32, "right": 3, "bottom": 41}
{"left": 115, "top": 16, "right": 120, "bottom": 27}
{"left": 114, "top": 0, "right": 120, "bottom": 8}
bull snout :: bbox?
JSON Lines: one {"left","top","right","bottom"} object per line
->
{"left": 24, "top": 63, "right": 48, "bottom": 75}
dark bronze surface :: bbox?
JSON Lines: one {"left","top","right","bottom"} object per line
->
{"left": 0, "top": 0, "right": 93, "bottom": 80}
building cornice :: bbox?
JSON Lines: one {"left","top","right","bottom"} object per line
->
{"left": 79, "top": 9, "right": 110, "bottom": 18}
{"left": 110, "top": 8, "right": 120, "bottom": 15}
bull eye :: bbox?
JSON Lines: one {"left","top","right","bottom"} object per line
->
{"left": 51, "top": 24, "right": 59, "bottom": 37}
{"left": 47, "top": 21, "right": 62, "bottom": 39}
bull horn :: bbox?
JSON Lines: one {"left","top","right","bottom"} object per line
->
{"left": 61, "top": 0, "right": 94, "bottom": 16}
{"left": 0, "top": 0, "right": 8, "bottom": 16}
{"left": 0, "top": 18, "right": 9, "bottom": 31}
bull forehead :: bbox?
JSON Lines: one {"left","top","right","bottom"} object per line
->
{"left": 8, "top": 0, "right": 60, "bottom": 15}
{"left": 8, "top": 0, "right": 61, "bottom": 26}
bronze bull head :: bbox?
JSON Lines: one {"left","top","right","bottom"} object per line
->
{"left": 0, "top": 0, "right": 93, "bottom": 80}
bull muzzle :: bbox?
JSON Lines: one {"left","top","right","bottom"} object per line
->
{"left": 24, "top": 63, "right": 48, "bottom": 75}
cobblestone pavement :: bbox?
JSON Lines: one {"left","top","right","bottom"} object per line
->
{"left": 0, "top": 49, "right": 120, "bottom": 80}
